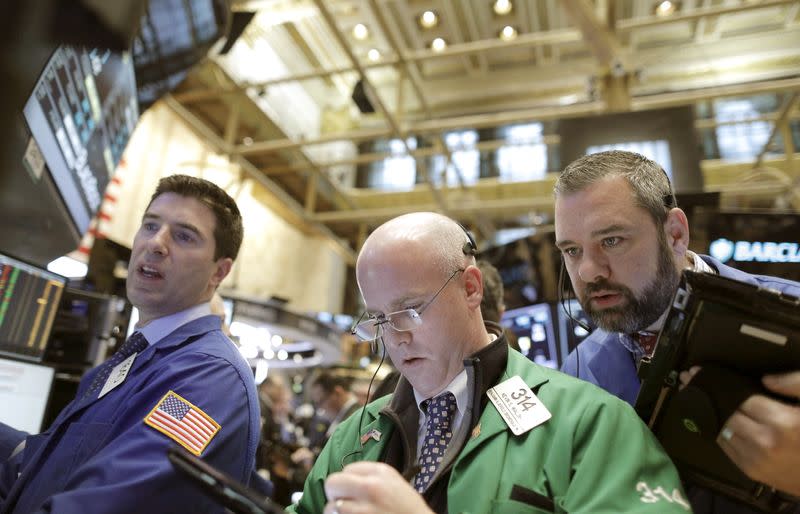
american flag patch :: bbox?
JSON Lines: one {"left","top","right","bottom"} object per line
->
{"left": 144, "top": 391, "right": 220, "bottom": 456}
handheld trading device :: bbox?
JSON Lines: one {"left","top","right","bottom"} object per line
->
{"left": 635, "top": 271, "right": 800, "bottom": 512}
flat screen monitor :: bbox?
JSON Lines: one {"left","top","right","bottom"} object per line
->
{"left": 0, "top": 358, "right": 55, "bottom": 433}
{"left": 0, "top": 254, "right": 67, "bottom": 362}
{"left": 22, "top": 46, "right": 139, "bottom": 236}
{"left": 501, "top": 303, "right": 559, "bottom": 368}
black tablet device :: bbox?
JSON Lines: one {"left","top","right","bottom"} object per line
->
{"left": 167, "top": 447, "right": 287, "bottom": 514}
{"left": 635, "top": 270, "right": 800, "bottom": 511}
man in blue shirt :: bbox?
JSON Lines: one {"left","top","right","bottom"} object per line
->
{"left": 554, "top": 150, "right": 800, "bottom": 509}
{"left": 0, "top": 175, "right": 260, "bottom": 513}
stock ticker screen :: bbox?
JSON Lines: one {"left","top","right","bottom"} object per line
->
{"left": 22, "top": 46, "right": 139, "bottom": 235}
{"left": 0, "top": 254, "right": 67, "bottom": 361}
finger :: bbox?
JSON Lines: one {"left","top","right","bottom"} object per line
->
{"left": 763, "top": 371, "right": 800, "bottom": 399}
{"left": 736, "top": 393, "right": 792, "bottom": 426}
{"left": 324, "top": 471, "right": 368, "bottom": 504}
{"left": 717, "top": 411, "right": 764, "bottom": 470}
{"left": 341, "top": 461, "right": 399, "bottom": 477}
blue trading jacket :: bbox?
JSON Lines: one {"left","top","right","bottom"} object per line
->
{"left": 0, "top": 315, "right": 260, "bottom": 514}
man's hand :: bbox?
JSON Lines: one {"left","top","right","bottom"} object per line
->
{"left": 322, "top": 462, "right": 434, "bottom": 514}
{"left": 716, "top": 371, "right": 800, "bottom": 496}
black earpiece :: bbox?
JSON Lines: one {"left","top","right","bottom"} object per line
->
{"left": 458, "top": 222, "right": 478, "bottom": 256}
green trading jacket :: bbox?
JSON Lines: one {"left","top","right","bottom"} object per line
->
{"left": 290, "top": 349, "right": 690, "bottom": 514}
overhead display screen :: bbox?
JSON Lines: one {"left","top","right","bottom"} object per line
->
{"left": 22, "top": 46, "right": 138, "bottom": 235}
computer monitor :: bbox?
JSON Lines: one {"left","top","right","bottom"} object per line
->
{"left": 22, "top": 45, "right": 139, "bottom": 236}
{"left": 501, "top": 303, "right": 559, "bottom": 368}
{"left": 0, "top": 253, "right": 67, "bottom": 362}
{"left": 0, "top": 357, "right": 55, "bottom": 433}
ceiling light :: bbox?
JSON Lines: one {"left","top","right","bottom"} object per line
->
{"left": 431, "top": 37, "right": 447, "bottom": 52}
{"left": 367, "top": 48, "right": 381, "bottom": 62}
{"left": 352, "top": 23, "right": 369, "bottom": 40}
{"left": 655, "top": 1, "right": 676, "bottom": 16}
{"left": 499, "top": 25, "right": 517, "bottom": 41}
{"left": 419, "top": 10, "right": 438, "bottom": 28}
{"left": 493, "top": 0, "right": 513, "bottom": 15}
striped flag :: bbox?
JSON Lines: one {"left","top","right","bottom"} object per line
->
{"left": 144, "top": 391, "right": 220, "bottom": 456}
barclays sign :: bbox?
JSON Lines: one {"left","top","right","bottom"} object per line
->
{"left": 709, "top": 238, "right": 800, "bottom": 263}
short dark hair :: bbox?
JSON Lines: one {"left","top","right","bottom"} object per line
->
{"left": 477, "top": 260, "right": 504, "bottom": 323}
{"left": 150, "top": 175, "right": 243, "bottom": 260}
{"left": 311, "top": 371, "right": 352, "bottom": 394}
{"left": 554, "top": 150, "right": 676, "bottom": 227}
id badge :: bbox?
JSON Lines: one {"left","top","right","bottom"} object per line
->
{"left": 487, "top": 375, "right": 552, "bottom": 435}
{"left": 98, "top": 352, "right": 138, "bottom": 399}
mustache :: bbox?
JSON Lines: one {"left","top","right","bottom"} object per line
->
{"left": 583, "top": 278, "right": 630, "bottom": 296}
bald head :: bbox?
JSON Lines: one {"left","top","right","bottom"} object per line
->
{"left": 358, "top": 212, "right": 474, "bottom": 280}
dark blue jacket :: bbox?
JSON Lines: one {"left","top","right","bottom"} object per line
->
{"left": 0, "top": 315, "right": 260, "bottom": 514}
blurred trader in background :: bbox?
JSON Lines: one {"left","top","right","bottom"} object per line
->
{"left": 288, "top": 211, "right": 689, "bottom": 514}
{"left": 476, "top": 259, "right": 520, "bottom": 352}
{"left": 555, "top": 150, "right": 800, "bottom": 506}
{"left": 0, "top": 175, "right": 260, "bottom": 513}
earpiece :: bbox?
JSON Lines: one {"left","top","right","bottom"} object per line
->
{"left": 457, "top": 222, "right": 478, "bottom": 256}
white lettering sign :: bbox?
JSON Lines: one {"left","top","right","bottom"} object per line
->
{"left": 709, "top": 238, "right": 800, "bottom": 264}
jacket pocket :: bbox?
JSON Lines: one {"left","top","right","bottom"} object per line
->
{"left": 489, "top": 498, "right": 554, "bottom": 514}
{"left": 510, "top": 484, "right": 555, "bottom": 512}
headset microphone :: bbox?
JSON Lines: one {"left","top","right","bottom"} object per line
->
{"left": 558, "top": 259, "right": 591, "bottom": 333}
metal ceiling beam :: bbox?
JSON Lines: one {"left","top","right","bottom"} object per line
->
{"left": 617, "top": 0, "right": 797, "bottom": 31}
{"left": 311, "top": 0, "right": 449, "bottom": 215}
{"left": 632, "top": 77, "right": 800, "bottom": 111}
{"left": 756, "top": 91, "right": 800, "bottom": 167}
{"left": 230, "top": 76, "right": 800, "bottom": 160}
{"left": 262, "top": 135, "right": 562, "bottom": 175}
{"left": 163, "top": 95, "right": 357, "bottom": 265}
{"left": 312, "top": 195, "right": 558, "bottom": 224}
{"left": 561, "top": 0, "right": 625, "bottom": 70}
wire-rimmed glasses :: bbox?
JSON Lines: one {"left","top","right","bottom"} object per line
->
{"left": 351, "top": 268, "right": 465, "bottom": 342}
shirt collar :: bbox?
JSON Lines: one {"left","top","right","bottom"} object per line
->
{"left": 137, "top": 302, "right": 213, "bottom": 346}
{"left": 414, "top": 369, "right": 468, "bottom": 418}
{"left": 688, "top": 250, "right": 715, "bottom": 274}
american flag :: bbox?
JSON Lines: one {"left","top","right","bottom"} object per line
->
{"left": 144, "top": 391, "right": 220, "bottom": 456}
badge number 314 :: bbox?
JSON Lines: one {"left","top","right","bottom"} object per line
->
{"left": 487, "top": 375, "right": 552, "bottom": 435}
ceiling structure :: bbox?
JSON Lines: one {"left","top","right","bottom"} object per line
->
{"left": 166, "top": 0, "right": 800, "bottom": 265}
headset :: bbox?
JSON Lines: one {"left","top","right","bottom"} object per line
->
{"left": 457, "top": 222, "right": 478, "bottom": 257}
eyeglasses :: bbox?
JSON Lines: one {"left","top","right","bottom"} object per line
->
{"left": 351, "top": 268, "right": 464, "bottom": 342}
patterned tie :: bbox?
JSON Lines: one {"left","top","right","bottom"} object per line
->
{"left": 414, "top": 391, "right": 457, "bottom": 492}
{"left": 84, "top": 331, "right": 149, "bottom": 399}
{"left": 633, "top": 331, "right": 659, "bottom": 358}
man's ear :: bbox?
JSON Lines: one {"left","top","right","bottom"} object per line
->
{"left": 463, "top": 265, "right": 484, "bottom": 309}
{"left": 210, "top": 257, "right": 233, "bottom": 288}
{"left": 664, "top": 208, "right": 690, "bottom": 258}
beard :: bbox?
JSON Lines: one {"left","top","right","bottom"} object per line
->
{"left": 579, "top": 233, "right": 681, "bottom": 334}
